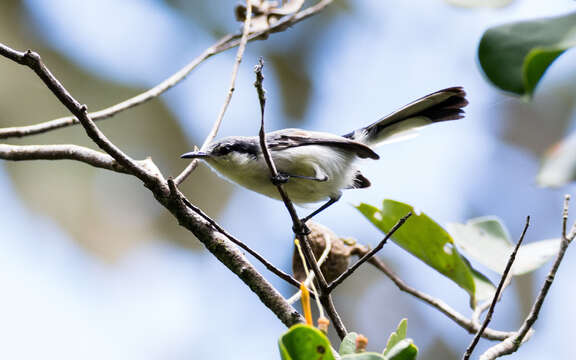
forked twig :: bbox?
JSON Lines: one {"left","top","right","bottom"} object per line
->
{"left": 480, "top": 195, "right": 575, "bottom": 359}
{"left": 463, "top": 216, "right": 530, "bottom": 360}
{"left": 327, "top": 212, "right": 412, "bottom": 292}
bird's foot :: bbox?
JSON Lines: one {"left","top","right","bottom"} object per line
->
{"left": 293, "top": 222, "right": 311, "bottom": 236}
{"left": 271, "top": 173, "right": 290, "bottom": 185}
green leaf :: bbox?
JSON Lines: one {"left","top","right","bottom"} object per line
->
{"left": 478, "top": 12, "right": 576, "bottom": 96}
{"left": 383, "top": 320, "right": 417, "bottom": 360}
{"left": 356, "top": 200, "right": 494, "bottom": 306}
{"left": 279, "top": 324, "right": 335, "bottom": 360}
{"left": 339, "top": 332, "right": 359, "bottom": 355}
{"left": 384, "top": 339, "right": 418, "bottom": 360}
{"left": 383, "top": 319, "right": 408, "bottom": 356}
{"left": 339, "top": 332, "right": 388, "bottom": 359}
{"left": 447, "top": 217, "right": 561, "bottom": 275}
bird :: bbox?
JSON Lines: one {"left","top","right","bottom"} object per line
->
{"left": 181, "top": 87, "right": 467, "bottom": 222}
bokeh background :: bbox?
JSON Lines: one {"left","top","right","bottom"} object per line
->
{"left": 1, "top": 0, "right": 575, "bottom": 359}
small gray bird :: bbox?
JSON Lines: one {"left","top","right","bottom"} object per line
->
{"left": 182, "top": 87, "right": 467, "bottom": 222}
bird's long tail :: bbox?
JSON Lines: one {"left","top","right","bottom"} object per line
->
{"left": 343, "top": 87, "right": 468, "bottom": 146}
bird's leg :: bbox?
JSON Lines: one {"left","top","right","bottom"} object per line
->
{"left": 286, "top": 173, "right": 328, "bottom": 182}
{"left": 300, "top": 194, "right": 342, "bottom": 224}
{"left": 271, "top": 172, "right": 328, "bottom": 185}
{"left": 270, "top": 173, "right": 290, "bottom": 185}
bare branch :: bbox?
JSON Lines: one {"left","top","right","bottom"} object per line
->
{"left": 480, "top": 202, "right": 574, "bottom": 360}
{"left": 463, "top": 216, "right": 530, "bottom": 360}
{"left": 0, "top": 0, "right": 335, "bottom": 140}
{"left": 562, "top": 194, "right": 570, "bottom": 239}
{"left": 287, "top": 231, "right": 332, "bottom": 305}
{"left": 327, "top": 212, "right": 412, "bottom": 292}
{"left": 367, "top": 256, "right": 512, "bottom": 340}
{"left": 0, "top": 143, "right": 130, "bottom": 173}
{"left": 175, "top": 0, "right": 254, "bottom": 185}
{"left": 253, "top": 58, "right": 347, "bottom": 339}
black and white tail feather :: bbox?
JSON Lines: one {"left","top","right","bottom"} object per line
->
{"left": 343, "top": 86, "right": 467, "bottom": 146}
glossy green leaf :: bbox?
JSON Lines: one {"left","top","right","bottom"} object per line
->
{"left": 448, "top": 217, "right": 561, "bottom": 275}
{"left": 356, "top": 200, "right": 495, "bottom": 306}
{"left": 478, "top": 12, "right": 576, "bottom": 96}
{"left": 279, "top": 324, "right": 335, "bottom": 360}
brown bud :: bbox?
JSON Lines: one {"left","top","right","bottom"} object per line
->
{"left": 292, "top": 222, "right": 353, "bottom": 283}
{"left": 317, "top": 316, "right": 330, "bottom": 334}
{"left": 355, "top": 334, "right": 368, "bottom": 353}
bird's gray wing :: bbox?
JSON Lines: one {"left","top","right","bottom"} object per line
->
{"left": 267, "top": 129, "right": 379, "bottom": 159}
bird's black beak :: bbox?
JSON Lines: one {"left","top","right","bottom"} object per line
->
{"left": 181, "top": 151, "right": 210, "bottom": 159}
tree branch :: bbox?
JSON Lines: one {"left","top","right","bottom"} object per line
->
{"left": 0, "top": 0, "right": 335, "bottom": 140}
{"left": 480, "top": 196, "right": 575, "bottom": 359}
{"left": 367, "top": 256, "right": 512, "bottom": 340}
{"left": 327, "top": 212, "right": 412, "bottom": 293}
{"left": 0, "top": 143, "right": 133, "bottom": 173}
{"left": 463, "top": 216, "right": 530, "bottom": 360}
{"left": 253, "top": 58, "right": 347, "bottom": 339}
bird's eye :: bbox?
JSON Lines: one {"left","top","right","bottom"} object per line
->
{"left": 216, "top": 144, "right": 233, "bottom": 155}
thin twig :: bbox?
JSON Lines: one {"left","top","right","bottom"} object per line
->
{"left": 327, "top": 212, "right": 412, "bottom": 292}
{"left": 0, "top": 0, "right": 335, "bottom": 140}
{"left": 368, "top": 256, "right": 513, "bottom": 340}
{"left": 287, "top": 231, "right": 332, "bottom": 305}
{"left": 463, "top": 216, "right": 531, "bottom": 360}
{"left": 167, "top": 178, "right": 301, "bottom": 289}
{"left": 562, "top": 195, "right": 570, "bottom": 239}
{"left": 480, "top": 204, "right": 575, "bottom": 360}
{"left": 174, "top": 0, "right": 254, "bottom": 185}
{"left": 253, "top": 58, "right": 347, "bottom": 339}
{"left": 294, "top": 238, "right": 325, "bottom": 319}
{"left": 0, "top": 143, "right": 132, "bottom": 173}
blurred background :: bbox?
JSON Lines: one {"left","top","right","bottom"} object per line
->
{"left": 1, "top": 0, "right": 575, "bottom": 359}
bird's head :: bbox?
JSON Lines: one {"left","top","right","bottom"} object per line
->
{"left": 181, "top": 136, "right": 260, "bottom": 168}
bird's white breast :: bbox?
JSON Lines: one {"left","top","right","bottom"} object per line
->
{"left": 206, "top": 145, "right": 359, "bottom": 204}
